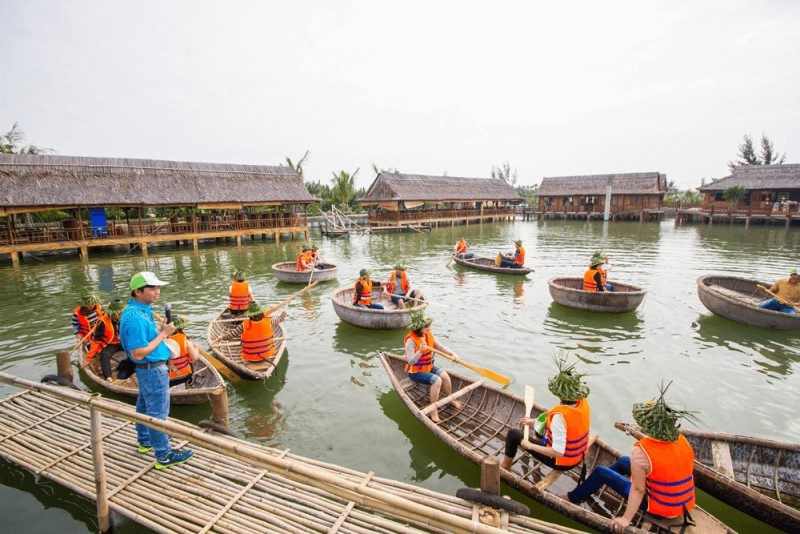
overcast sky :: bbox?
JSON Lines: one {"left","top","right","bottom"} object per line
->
{"left": 1, "top": 1, "right": 798, "bottom": 190}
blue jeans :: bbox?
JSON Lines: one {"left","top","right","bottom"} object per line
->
{"left": 135, "top": 364, "right": 172, "bottom": 460}
{"left": 499, "top": 260, "right": 521, "bottom": 268}
{"left": 605, "top": 284, "right": 614, "bottom": 291}
{"left": 353, "top": 302, "right": 384, "bottom": 309}
{"left": 457, "top": 253, "right": 475, "bottom": 259}
{"left": 566, "top": 456, "right": 647, "bottom": 510}
{"left": 408, "top": 365, "right": 443, "bottom": 385}
{"left": 758, "top": 298, "right": 797, "bottom": 314}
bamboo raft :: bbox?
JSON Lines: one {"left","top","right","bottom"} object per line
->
{"left": 0, "top": 373, "right": 583, "bottom": 534}
{"left": 453, "top": 256, "right": 534, "bottom": 276}
{"left": 271, "top": 261, "right": 339, "bottom": 283}
{"left": 696, "top": 275, "right": 800, "bottom": 329}
{"left": 78, "top": 346, "right": 225, "bottom": 405}
{"left": 206, "top": 308, "right": 288, "bottom": 380}
{"left": 330, "top": 286, "right": 427, "bottom": 330}
{"left": 379, "top": 352, "right": 734, "bottom": 534}
{"left": 616, "top": 422, "right": 800, "bottom": 532}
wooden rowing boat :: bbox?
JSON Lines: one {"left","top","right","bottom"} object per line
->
{"left": 616, "top": 422, "right": 800, "bottom": 532}
{"left": 271, "top": 261, "right": 339, "bottom": 284}
{"left": 379, "top": 352, "right": 733, "bottom": 533}
{"left": 696, "top": 275, "right": 800, "bottom": 329}
{"left": 78, "top": 346, "right": 225, "bottom": 405}
{"left": 548, "top": 277, "right": 646, "bottom": 313}
{"left": 206, "top": 308, "right": 288, "bottom": 380}
{"left": 453, "top": 255, "right": 534, "bottom": 276}
{"left": 330, "top": 286, "right": 427, "bottom": 330}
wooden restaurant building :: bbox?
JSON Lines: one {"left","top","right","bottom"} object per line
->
{"left": 537, "top": 172, "right": 668, "bottom": 221}
{"left": 0, "top": 155, "right": 317, "bottom": 266}
{"left": 360, "top": 173, "right": 523, "bottom": 229}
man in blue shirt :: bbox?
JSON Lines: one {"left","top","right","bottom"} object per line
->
{"left": 119, "top": 271, "right": 194, "bottom": 469}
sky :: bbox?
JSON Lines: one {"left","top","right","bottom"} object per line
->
{"left": 1, "top": 1, "right": 798, "bottom": 190}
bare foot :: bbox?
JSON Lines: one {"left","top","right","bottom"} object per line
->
{"left": 451, "top": 400, "right": 464, "bottom": 410}
{"left": 430, "top": 412, "right": 441, "bottom": 423}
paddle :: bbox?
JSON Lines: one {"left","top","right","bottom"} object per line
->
{"left": 757, "top": 284, "right": 800, "bottom": 313}
{"left": 431, "top": 347, "right": 510, "bottom": 386}
{"left": 522, "top": 385, "right": 535, "bottom": 442}
{"left": 445, "top": 253, "right": 456, "bottom": 268}
{"left": 389, "top": 293, "right": 449, "bottom": 308}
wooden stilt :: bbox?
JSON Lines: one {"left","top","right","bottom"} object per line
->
{"left": 480, "top": 456, "right": 501, "bottom": 495}
{"left": 80, "top": 246, "right": 89, "bottom": 263}
{"left": 10, "top": 251, "right": 20, "bottom": 268}
{"left": 141, "top": 241, "right": 148, "bottom": 258}
{"left": 56, "top": 350, "right": 74, "bottom": 383}
{"left": 210, "top": 387, "right": 229, "bottom": 428}
{"left": 89, "top": 406, "right": 112, "bottom": 534}
{"left": 193, "top": 238, "right": 199, "bottom": 253}
{"left": 236, "top": 235, "right": 242, "bottom": 247}
{"left": 274, "top": 231, "right": 280, "bottom": 245}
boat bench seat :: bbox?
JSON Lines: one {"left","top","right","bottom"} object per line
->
{"left": 641, "top": 512, "right": 691, "bottom": 533}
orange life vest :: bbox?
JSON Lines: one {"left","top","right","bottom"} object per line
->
{"left": 545, "top": 399, "right": 591, "bottom": 467}
{"left": 386, "top": 271, "right": 409, "bottom": 295}
{"left": 168, "top": 331, "right": 193, "bottom": 379}
{"left": 229, "top": 281, "right": 251, "bottom": 311}
{"left": 296, "top": 252, "right": 313, "bottom": 271}
{"left": 404, "top": 330, "right": 435, "bottom": 373}
{"left": 636, "top": 435, "right": 696, "bottom": 517}
{"left": 73, "top": 304, "right": 101, "bottom": 338}
{"left": 456, "top": 240, "right": 468, "bottom": 254}
{"left": 86, "top": 313, "right": 114, "bottom": 363}
{"left": 583, "top": 269, "right": 601, "bottom": 291}
{"left": 514, "top": 246, "right": 525, "bottom": 265}
{"left": 598, "top": 266, "right": 608, "bottom": 287}
{"left": 241, "top": 317, "right": 277, "bottom": 361}
{"left": 353, "top": 278, "right": 373, "bottom": 305}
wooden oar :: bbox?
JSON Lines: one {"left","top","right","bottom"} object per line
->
{"left": 214, "top": 336, "right": 287, "bottom": 347}
{"left": 522, "top": 385, "right": 535, "bottom": 442}
{"left": 757, "top": 284, "right": 800, "bottom": 312}
{"left": 445, "top": 253, "right": 456, "bottom": 268}
{"left": 431, "top": 348, "right": 510, "bottom": 386}
{"left": 391, "top": 293, "right": 449, "bottom": 308}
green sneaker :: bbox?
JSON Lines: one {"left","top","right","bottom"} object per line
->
{"left": 137, "top": 443, "right": 154, "bottom": 454}
{"left": 154, "top": 449, "right": 194, "bottom": 470}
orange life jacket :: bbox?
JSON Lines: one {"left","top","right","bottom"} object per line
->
{"left": 296, "top": 252, "right": 313, "bottom": 271}
{"left": 86, "top": 313, "right": 114, "bottom": 363}
{"left": 545, "top": 399, "right": 591, "bottom": 467}
{"left": 636, "top": 435, "right": 696, "bottom": 517}
{"left": 597, "top": 266, "right": 608, "bottom": 287}
{"left": 404, "top": 330, "right": 435, "bottom": 373}
{"left": 386, "top": 271, "right": 409, "bottom": 295}
{"left": 167, "top": 331, "right": 193, "bottom": 379}
{"left": 583, "top": 269, "right": 601, "bottom": 291}
{"left": 229, "top": 281, "right": 252, "bottom": 311}
{"left": 514, "top": 246, "right": 525, "bottom": 265}
{"left": 456, "top": 240, "right": 468, "bottom": 254}
{"left": 73, "top": 304, "right": 101, "bottom": 338}
{"left": 241, "top": 317, "right": 277, "bottom": 361}
{"left": 109, "top": 317, "right": 120, "bottom": 345}
{"left": 353, "top": 278, "right": 373, "bottom": 305}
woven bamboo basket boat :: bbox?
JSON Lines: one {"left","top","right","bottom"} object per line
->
{"left": 616, "top": 422, "right": 800, "bottom": 532}
{"left": 206, "top": 308, "right": 288, "bottom": 380}
{"left": 78, "top": 346, "right": 224, "bottom": 405}
{"left": 271, "top": 261, "right": 339, "bottom": 283}
{"left": 330, "top": 286, "right": 427, "bottom": 330}
{"left": 548, "top": 277, "right": 646, "bottom": 313}
{"left": 697, "top": 275, "right": 800, "bottom": 329}
{"left": 379, "top": 352, "right": 733, "bottom": 534}
{"left": 453, "top": 256, "right": 534, "bottom": 276}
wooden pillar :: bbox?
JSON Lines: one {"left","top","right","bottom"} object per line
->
{"left": 236, "top": 234, "right": 242, "bottom": 247}
{"left": 89, "top": 406, "right": 112, "bottom": 534}
{"left": 274, "top": 231, "right": 280, "bottom": 245}
{"left": 210, "top": 387, "right": 229, "bottom": 428}
{"left": 79, "top": 246, "right": 89, "bottom": 263}
{"left": 56, "top": 350, "right": 74, "bottom": 383}
{"left": 193, "top": 238, "right": 199, "bottom": 253}
{"left": 480, "top": 456, "right": 500, "bottom": 495}
{"left": 141, "top": 241, "right": 148, "bottom": 258}
{"left": 745, "top": 217, "right": 751, "bottom": 229}
{"left": 10, "top": 251, "right": 20, "bottom": 268}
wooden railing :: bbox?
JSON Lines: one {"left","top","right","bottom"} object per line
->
{"left": 369, "top": 207, "right": 516, "bottom": 223}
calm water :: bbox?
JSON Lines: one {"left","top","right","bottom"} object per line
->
{"left": 1, "top": 219, "right": 798, "bottom": 533}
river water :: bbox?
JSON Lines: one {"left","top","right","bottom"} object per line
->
{"left": 1, "top": 219, "right": 798, "bottom": 533}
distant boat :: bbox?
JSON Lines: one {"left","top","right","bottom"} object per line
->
{"left": 330, "top": 286, "right": 426, "bottom": 330}
{"left": 453, "top": 255, "right": 533, "bottom": 276}
{"left": 697, "top": 275, "right": 800, "bottom": 329}
{"left": 271, "top": 261, "right": 338, "bottom": 284}
{"left": 548, "top": 277, "right": 646, "bottom": 313}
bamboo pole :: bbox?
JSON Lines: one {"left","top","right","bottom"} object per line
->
{"left": 89, "top": 405, "right": 112, "bottom": 533}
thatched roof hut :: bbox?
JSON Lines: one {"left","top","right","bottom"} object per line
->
{"left": 698, "top": 164, "right": 800, "bottom": 192}
{"left": 0, "top": 154, "right": 316, "bottom": 214}
{"left": 361, "top": 173, "right": 523, "bottom": 206}
{"left": 538, "top": 172, "right": 667, "bottom": 196}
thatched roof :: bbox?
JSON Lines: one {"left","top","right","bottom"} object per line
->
{"left": 698, "top": 164, "right": 800, "bottom": 192}
{"left": 360, "top": 173, "right": 523, "bottom": 204}
{"left": 0, "top": 154, "right": 316, "bottom": 210}
{"left": 538, "top": 172, "right": 667, "bottom": 196}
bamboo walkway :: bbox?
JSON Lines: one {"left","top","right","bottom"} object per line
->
{"left": 0, "top": 374, "right": 580, "bottom": 534}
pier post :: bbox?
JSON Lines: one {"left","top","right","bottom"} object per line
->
{"left": 479, "top": 456, "right": 500, "bottom": 495}
{"left": 56, "top": 350, "right": 74, "bottom": 383}
{"left": 10, "top": 251, "right": 20, "bottom": 268}
{"left": 89, "top": 405, "right": 112, "bottom": 533}
{"left": 141, "top": 241, "right": 148, "bottom": 258}
{"left": 210, "top": 387, "right": 229, "bottom": 428}
{"left": 236, "top": 234, "right": 242, "bottom": 247}
{"left": 193, "top": 238, "right": 199, "bottom": 253}
{"left": 79, "top": 246, "right": 89, "bottom": 263}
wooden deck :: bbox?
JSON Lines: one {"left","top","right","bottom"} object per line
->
{"left": 676, "top": 208, "right": 800, "bottom": 228}
{"left": 0, "top": 373, "right": 579, "bottom": 534}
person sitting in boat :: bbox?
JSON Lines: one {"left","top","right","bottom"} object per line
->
{"left": 565, "top": 382, "right": 698, "bottom": 533}
{"left": 309, "top": 243, "right": 328, "bottom": 270}
{"left": 583, "top": 256, "right": 607, "bottom": 292}
{"left": 353, "top": 269, "right": 384, "bottom": 310}
{"left": 71, "top": 292, "right": 103, "bottom": 344}
{"left": 83, "top": 298, "right": 125, "bottom": 382}
{"left": 454, "top": 237, "right": 474, "bottom": 259}
{"left": 757, "top": 268, "right": 800, "bottom": 314}
{"left": 500, "top": 357, "right": 591, "bottom": 473}
{"left": 237, "top": 302, "right": 286, "bottom": 363}
{"left": 228, "top": 270, "right": 254, "bottom": 316}
{"left": 296, "top": 245, "right": 314, "bottom": 272}
{"left": 166, "top": 315, "right": 200, "bottom": 387}
{"left": 499, "top": 240, "right": 525, "bottom": 268}
{"left": 590, "top": 251, "right": 614, "bottom": 291}
{"left": 383, "top": 264, "right": 424, "bottom": 309}
{"left": 404, "top": 312, "right": 462, "bottom": 424}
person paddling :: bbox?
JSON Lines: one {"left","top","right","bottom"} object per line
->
{"left": 222, "top": 302, "right": 287, "bottom": 363}
{"left": 71, "top": 292, "right": 102, "bottom": 343}
{"left": 84, "top": 298, "right": 124, "bottom": 382}
{"left": 591, "top": 250, "right": 614, "bottom": 291}
{"left": 353, "top": 269, "right": 384, "bottom": 309}
{"left": 758, "top": 267, "right": 800, "bottom": 314}
{"left": 383, "top": 264, "right": 425, "bottom": 309}
{"left": 454, "top": 236, "right": 474, "bottom": 259}
{"left": 583, "top": 255, "right": 607, "bottom": 292}
{"left": 309, "top": 243, "right": 328, "bottom": 270}
{"left": 296, "top": 245, "right": 314, "bottom": 271}
{"left": 228, "top": 270, "right": 254, "bottom": 316}
{"left": 499, "top": 240, "right": 525, "bottom": 269}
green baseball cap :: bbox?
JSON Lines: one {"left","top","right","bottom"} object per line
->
{"left": 129, "top": 271, "right": 168, "bottom": 291}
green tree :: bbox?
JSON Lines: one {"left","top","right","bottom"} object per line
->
{"left": 516, "top": 184, "right": 538, "bottom": 207}
{"left": 285, "top": 150, "right": 310, "bottom": 180}
{"left": 491, "top": 161, "right": 517, "bottom": 186}
{"left": 330, "top": 168, "right": 360, "bottom": 210}
{"left": 728, "top": 133, "right": 786, "bottom": 170}
{"left": 371, "top": 163, "right": 399, "bottom": 176}
{"left": 0, "top": 122, "right": 53, "bottom": 154}
{"left": 723, "top": 185, "right": 747, "bottom": 211}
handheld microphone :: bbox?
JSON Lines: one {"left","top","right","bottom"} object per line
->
{"left": 164, "top": 303, "right": 172, "bottom": 323}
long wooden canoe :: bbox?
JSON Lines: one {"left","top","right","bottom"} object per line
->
{"left": 453, "top": 256, "right": 534, "bottom": 276}
{"left": 206, "top": 308, "right": 288, "bottom": 380}
{"left": 696, "top": 275, "right": 800, "bottom": 329}
{"left": 330, "top": 286, "right": 427, "bottom": 330}
{"left": 271, "top": 261, "right": 339, "bottom": 284}
{"left": 616, "top": 422, "right": 800, "bottom": 532}
{"left": 78, "top": 345, "right": 225, "bottom": 405}
{"left": 548, "top": 277, "right": 646, "bottom": 313}
{"left": 379, "top": 352, "right": 732, "bottom": 533}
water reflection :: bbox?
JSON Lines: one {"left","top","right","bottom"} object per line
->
{"left": 332, "top": 321, "right": 403, "bottom": 361}
{"left": 232, "top": 352, "right": 289, "bottom": 444}
{"left": 543, "top": 302, "right": 644, "bottom": 357}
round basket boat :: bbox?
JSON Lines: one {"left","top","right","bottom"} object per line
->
{"left": 697, "top": 275, "right": 800, "bottom": 330}
{"left": 548, "top": 277, "right": 646, "bottom": 313}
{"left": 453, "top": 255, "right": 533, "bottom": 276}
{"left": 330, "top": 286, "right": 428, "bottom": 329}
{"left": 271, "top": 262, "right": 338, "bottom": 284}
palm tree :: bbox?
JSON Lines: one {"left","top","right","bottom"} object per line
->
{"left": 1, "top": 122, "right": 53, "bottom": 154}
{"left": 285, "top": 150, "right": 310, "bottom": 180}
{"left": 331, "top": 168, "right": 359, "bottom": 210}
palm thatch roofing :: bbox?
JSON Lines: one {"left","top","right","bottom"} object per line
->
{"left": 538, "top": 172, "right": 667, "bottom": 196}
{"left": 698, "top": 164, "right": 800, "bottom": 192}
{"left": 0, "top": 154, "right": 316, "bottom": 210}
{"left": 360, "top": 172, "right": 523, "bottom": 204}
